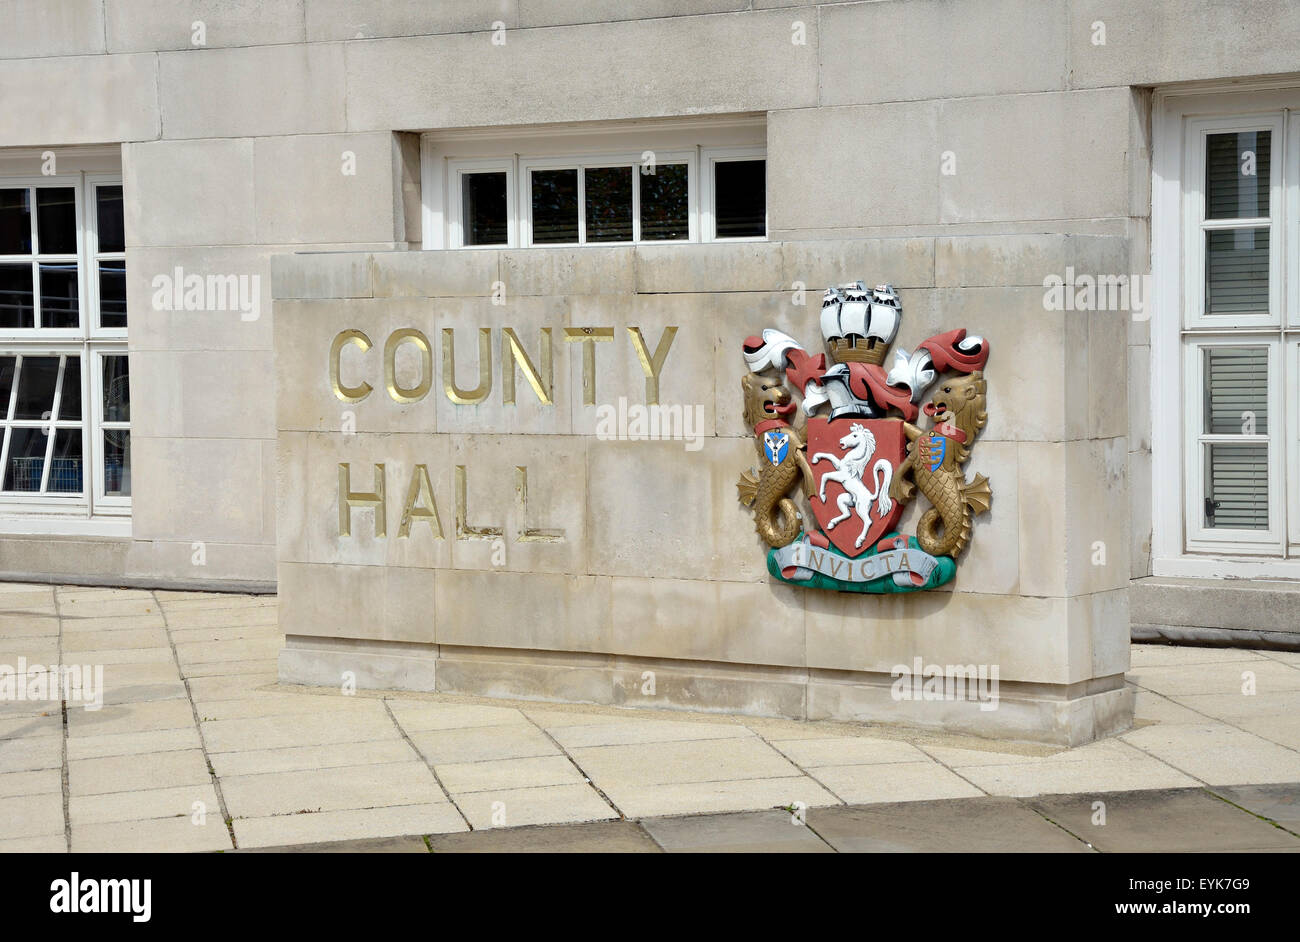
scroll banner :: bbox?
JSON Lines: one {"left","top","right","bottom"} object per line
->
{"left": 764, "top": 532, "right": 961, "bottom": 592}
{"left": 772, "top": 539, "right": 940, "bottom": 586}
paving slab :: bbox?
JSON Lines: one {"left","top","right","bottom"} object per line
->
{"left": 406, "top": 724, "right": 561, "bottom": 764}
{"left": 1131, "top": 689, "right": 1208, "bottom": 724}
{"left": 63, "top": 628, "right": 169, "bottom": 651}
{"left": 641, "top": 809, "right": 834, "bottom": 853}
{"left": 768, "top": 736, "right": 931, "bottom": 767}
{"left": 99, "top": 681, "right": 188, "bottom": 706}
{"left": 0, "top": 712, "right": 63, "bottom": 739}
{"left": 193, "top": 694, "right": 364, "bottom": 721}
{"left": 806, "top": 797, "right": 1092, "bottom": 853}
{"left": 170, "top": 624, "right": 281, "bottom": 644}
{"left": 426, "top": 820, "right": 660, "bottom": 853}
{"left": 1130, "top": 660, "right": 1300, "bottom": 696}
{"left": 1130, "top": 644, "right": 1267, "bottom": 667}
{"left": 71, "top": 815, "right": 234, "bottom": 853}
{"left": 0, "top": 834, "right": 66, "bottom": 852}
{"left": 810, "top": 760, "right": 986, "bottom": 803}
{"left": 603, "top": 775, "right": 840, "bottom": 819}
{"left": 200, "top": 709, "right": 396, "bottom": 752}
{"left": 1172, "top": 689, "right": 1300, "bottom": 721}
{"left": 186, "top": 673, "right": 280, "bottom": 701}
{"left": 58, "top": 613, "right": 165, "bottom": 632}
{"left": 1025, "top": 788, "right": 1300, "bottom": 852}
{"left": 68, "top": 748, "right": 212, "bottom": 796}
{"left": 436, "top": 755, "right": 587, "bottom": 794}
{"left": 0, "top": 735, "right": 62, "bottom": 773}
{"left": 0, "top": 614, "right": 60, "bottom": 636}
{"left": 63, "top": 646, "right": 175, "bottom": 666}
{"left": 66, "top": 698, "right": 196, "bottom": 736}
{"left": 240, "top": 834, "right": 431, "bottom": 853}
{"left": 386, "top": 700, "right": 531, "bottom": 732}
{"left": 232, "top": 802, "right": 466, "bottom": 848}
{"left": 568, "top": 737, "right": 803, "bottom": 787}
{"left": 1231, "top": 714, "right": 1300, "bottom": 751}
{"left": 1210, "top": 783, "right": 1300, "bottom": 833}
{"left": 0, "top": 767, "right": 61, "bottom": 799}
{"left": 220, "top": 761, "right": 446, "bottom": 818}
{"left": 66, "top": 726, "right": 203, "bottom": 760}
{"left": 455, "top": 784, "right": 618, "bottom": 829}
{"left": 0, "top": 792, "right": 65, "bottom": 840}
{"left": 210, "top": 739, "right": 417, "bottom": 777}
{"left": 1121, "top": 723, "right": 1300, "bottom": 785}
{"left": 70, "top": 783, "right": 221, "bottom": 827}
{"left": 546, "top": 719, "right": 756, "bottom": 749}
{"left": 183, "top": 658, "right": 280, "bottom": 679}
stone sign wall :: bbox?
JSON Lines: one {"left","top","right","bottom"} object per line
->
{"left": 274, "top": 237, "right": 1133, "bottom": 745}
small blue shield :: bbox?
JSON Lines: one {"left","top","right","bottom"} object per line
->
{"left": 763, "top": 430, "right": 790, "bottom": 466}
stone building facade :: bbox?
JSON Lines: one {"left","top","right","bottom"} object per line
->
{"left": 4, "top": 1, "right": 1299, "bottom": 741}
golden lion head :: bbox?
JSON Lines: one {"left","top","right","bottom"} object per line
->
{"left": 741, "top": 371, "right": 793, "bottom": 429}
{"left": 923, "top": 370, "right": 987, "bottom": 439}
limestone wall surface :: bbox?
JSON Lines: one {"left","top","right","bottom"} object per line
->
{"left": 1, "top": 0, "right": 1291, "bottom": 596}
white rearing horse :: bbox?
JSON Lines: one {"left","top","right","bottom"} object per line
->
{"left": 810, "top": 423, "right": 894, "bottom": 549}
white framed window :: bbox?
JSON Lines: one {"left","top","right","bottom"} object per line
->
{"left": 0, "top": 169, "right": 129, "bottom": 526}
{"left": 422, "top": 118, "right": 767, "bottom": 250}
{"left": 1153, "top": 88, "right": 1300, "bottom": 576}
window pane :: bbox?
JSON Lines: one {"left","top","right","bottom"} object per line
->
{"left": 103, "top": 354, "right": 129, "bottom": 422}
{"left": 104, "top": 429, "right": 130, "bottom": 497}
{"left": 13, "top": 356, "right": 59, "bottom": 420}
{"left": 3, "top": 428, "right": 46, "bottom": 492}
{"left": 0, "top": 357, "right": 14, "bottom": 414}
{"left": 1206, "top": 131, "right": 1269, "bottom": 220}
{"left": 639, "top": 163, "right": 688, "bottom": 241}
{"left": 35, "top": 187, "right": 76, "bottom": 255}
{"left": 583, "top": 166, "right": 632, "bottom": 242}
{"left": 0, "top": 189, "right": 32, "bottom": 254}
{"left": 96, "top": 185, "right": 124, "bottom": 252}
{"left": 48, "top": 429, "right": 82, "bottom": 494}
{"left": 461, "top": 172, "right": 508, "bottom": 246}
{"left": 38, "top": 262, "right": 79, "bottom": 329}
{"left": 531, "top": 169, "right": 578, "bottom": 244}
{"left": 1205, "top": 227, "right": 1268, "bottom": 316}
{"left": 60, "top": 355, "right": 81, "bottom": 421}
{"left": 713, "top": 159, "right": 766, "bottom": 238}
{"left": 1203, "top": 442, "right": 1268, "bottom": 530}
{"left": 99, "top": 261, "right": 127, "bottom": 328}
{"left": 0, "top": 264, "right": 35, "bottom": 328}
{"left": 1202, "top": 346, "right": 1267, "bottom": 434}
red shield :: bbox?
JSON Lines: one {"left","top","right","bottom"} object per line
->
{"left": 807, "top": 417, "right": 906, "bottom": 558}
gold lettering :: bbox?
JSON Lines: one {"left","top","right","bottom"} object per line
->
{"left": 563, "top": 327, "right": 614, "bottom": 405}
{"left": 398, "top": 464, "right": 443, "bottom": 539}
{"left": 454, "top": 465, "right": 503, "bottom": 540}
{"left": 338, "top": 462, "right": 385, "bottom": 537}
{"left": 626, "top": 326, "right": 678, "bottom": 404}
{"left": 442, "top": 327, "right": 493, "bottom": 404}
{"left": 384, "top": 328, "right": 433, "bottom": 404}
{"left": 515, "top": 466, "right": 564, "bottom": 543}
{"left": 501, "top": 327, "right": 553, "bottom": 405}
{"left": 330, "top": 329, "right": 373, "bottom": 403}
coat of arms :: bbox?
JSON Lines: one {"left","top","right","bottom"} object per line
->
{"left": 737, "top": 282, "right": 991, "bottom": 593}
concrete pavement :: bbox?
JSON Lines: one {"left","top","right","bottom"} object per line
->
{"left": 1, "top": 584, "right": 1298, "bottom": 852}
